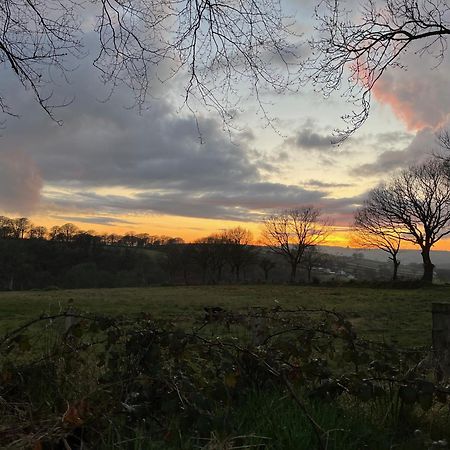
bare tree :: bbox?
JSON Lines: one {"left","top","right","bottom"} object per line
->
{"left": 353, "top": 205, "right": 402, "bottom": 281}
{"left": 366, "top": 158, "right": 450, "bottom": 283}
{"left": 438, "top": 130, "right": 450, "bottom": 153}
{"left": 0, "top": 216, "right": 14, "bottom": 239}
{"left": 29, "top": 226, "right": 47, "bottom": 240}
{"left": 50, "top": 223, "right": 79, "bottom": 242}
{"left": 300, "top": 246, "right": 327, "bottom": 283}
{"left": 307, "top": 0, "right": 450, "bottom": 140}
{"left": 222, "top": 227, "right": 256, "bottom": 282}
{"left": 258, "top": 256, "right": 276, "bottom": 282}
{"left": 192, "top": 234, "right": 228, "bottom": 284}
{"left": 261, "top": 207, "right": 330, "bottom": 283}
{"left": 11, "top": 218, "right": 31, "bottom": 239}
{"left": 0, "top": 0, "right": 300, "bottom": 122}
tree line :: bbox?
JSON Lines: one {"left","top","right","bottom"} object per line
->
{"left": 4, "top": 153, "right": 450, "bottom": 290}
{"left": 0, "top": 212, "right": 335, "bottom": 290}
{"left": 0, "top": 217, "right": 185, "bottom": 247}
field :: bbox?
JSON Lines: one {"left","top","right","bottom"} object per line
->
{"left": 1, "top": 284, "right": 449, "bottom": 346}
{"left": 2, "top": 284, "right": 450, "bottom": 449}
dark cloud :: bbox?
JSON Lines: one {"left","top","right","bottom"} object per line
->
{"left": 0, "top": 40, "right": 366, "bottom": 225}
{"left": 283, "top": 119, "right": 354, "bottom": 166}
{"left": 42, "top": 182, "right": 362, "bottom": 226}
{"left": 352, "top": 127, "right": 443, "bottom": 176}
{"left": 43, "top": 183, "right": 328, "bottom": 222}
{"left": 54, "top": 216, "right": 136, "bottom": 226}
{"left": 295, "top": 128, "right": 334, "bottom": 150}
{"left": 0, "top": 22, "right": 389, "bottom": 229}
{"left": 302, "top": 179, "right": 353, "bottom": 189}
{"left": 0, "top": 151, "right": 43, "bottom": 214}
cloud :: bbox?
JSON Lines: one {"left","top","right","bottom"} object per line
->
{"left": 41, "top": 182, "right": 363, "bottom": 227}
{"left": 372, "top": 51, "right": 450, "bottom": 131}
{"left": 42, "top": 183, "right": 328, "bottom": 222}
{"left": 0, "top": 151, "right": 43, "bottom": 214}
{"left": 54, "top": 216, "right": 136, "bottom": 226}
{"left": 302, "top": 179, "right": 353, "bottom": 189}
{"left": 352, "top": 127, "right": 443, "bottom": 176}
{"left": 0, "top": 42, "right": 367, "bottom": 226}
{"left": 295, "top": 128, "right": 334, "bottom": 150}
{"left": 284, "top": 119, "right": 354, "bottom": 165}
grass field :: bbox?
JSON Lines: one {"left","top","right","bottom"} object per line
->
{"left": 1, "top": 284, "right": 450, "bottom": 346}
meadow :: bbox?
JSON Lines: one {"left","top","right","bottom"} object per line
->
{"left": 1, "top": 284, "right": 448, "bottom": 345}
{"left": 2, "top": 284, "right": 450, "bottom": 449}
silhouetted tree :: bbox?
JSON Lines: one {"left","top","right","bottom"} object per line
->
{"left": 29, "top": 226, "right": 47, "bottom": 240}
{"left": 162, "top": 244, "right": 193, "bottom": 284}
{"left": 192, "top": 234, "right": 229, "bottom": 284}
{"left": 366, "top": 158, "right": 450, "bottom": 283}
{"left": 222, "top": 227, "right": 256, "bottom": 282}
{"left": 261, "top": 207, "right": 330, "bottom": 283}
{"left": 301, "top": 247, "right": 327, "bottom": 283}
{"left": 0, "top": 216, "right": 14, "bottom": 239}
{"left": 353, "top": 205, "right": 402, "bottom": 281}
{"left": 11, "top": 217, "right": 31, "bottom": 239}
{"left": 258, "top": 256, "right": 276, "bottom": 282}
{"left": 49, "top": 223, "right": 79, "bottom": 242}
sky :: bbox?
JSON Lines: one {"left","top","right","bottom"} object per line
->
{"left": 1, "top": 0, "right": 450, "bottom": 247}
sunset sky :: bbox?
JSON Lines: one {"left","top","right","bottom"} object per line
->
{"left": 1, "top": 0, "right": 450, "bottom": 248}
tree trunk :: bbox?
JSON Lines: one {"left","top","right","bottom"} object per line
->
{"left": 392, "top": 257, "right": 400, "bottom": 281}
{"left": 307, "top": 267, "right": 312, "bottom": 283}
{"left": 421, "top": 247, "right": 434, "bottom": 284}
{"left": 290, "top": 263, "right": 297, "bottom": 283}
{"left": 8, "top": 275, "right": 14, "bottom": 291}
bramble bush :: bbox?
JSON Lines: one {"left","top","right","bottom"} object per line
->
{"left": 0, "top": 304, "right": 449, "bottom": 449}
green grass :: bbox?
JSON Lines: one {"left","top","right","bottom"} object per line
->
{"left": 1, "top": 284, "right": 449, "bottom": 346}
{"left": 96, "top": 390, "right": 426, "bottom": 450}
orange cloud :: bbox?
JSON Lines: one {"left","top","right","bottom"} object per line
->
{"left": 373, "top": 80, "right": 428, "bottom": 131}
{"left": 372, "top": 67, "right": 450, "bottom": 131}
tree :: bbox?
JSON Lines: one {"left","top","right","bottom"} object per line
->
{"left": 365, "top": 158, "right": 450, "bottom": 283}
{"left": 308, "top": 0, "right": 450, "bottom": 140}
{"left": 222, "top": 227, "right": 256, "bottom": 282}
{"left": 161, "top": 243, "right": 193, "bottom": 285}
{"left": 192, "top": 234, "right": 229, "bottom": 284}
{"left": 353, "top": 205, "right": 402, "bottom": 281}
{"left": 0, "top": 0, "right": 300, "bottom": 122}
{"left": 11, "top": 217, "right": 31, "bottom": 239}
{"left": 0, "top": 216, "right": 14, "bottom": 239}
{"left": 300, "top": 246, "right": 327, "bottom": 283}
{"left": 50, "top": 223, "right": 79, "bottom": 242}
{"left": 258, "top": 256, "right": 276, "bottom": 282}
{"left": 29, "top": 226, "right": 47, "bottom": 240}
{"left": 261, "top": 207, "right": 330, "bottom": 283}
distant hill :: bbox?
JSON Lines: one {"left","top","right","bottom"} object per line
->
{"left": 320, "top": 245, "right": 450, "bottom": 268}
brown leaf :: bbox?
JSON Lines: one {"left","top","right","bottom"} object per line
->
{"left": 62, "top": 399, "right": 89, "bottom": 426}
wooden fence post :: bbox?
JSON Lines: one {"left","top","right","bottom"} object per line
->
{"left": 432, "top": 303, "right": 450, "bottom": 380}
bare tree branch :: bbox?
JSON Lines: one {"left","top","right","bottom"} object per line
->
{"left": 306, "top": 0, "right": 450, "bottom": 141}
{"left": 261, "top": 206, "right": 331, "bottom": 282}
{"left": 0, "top": 0, "right": 302, "bottom": 124}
